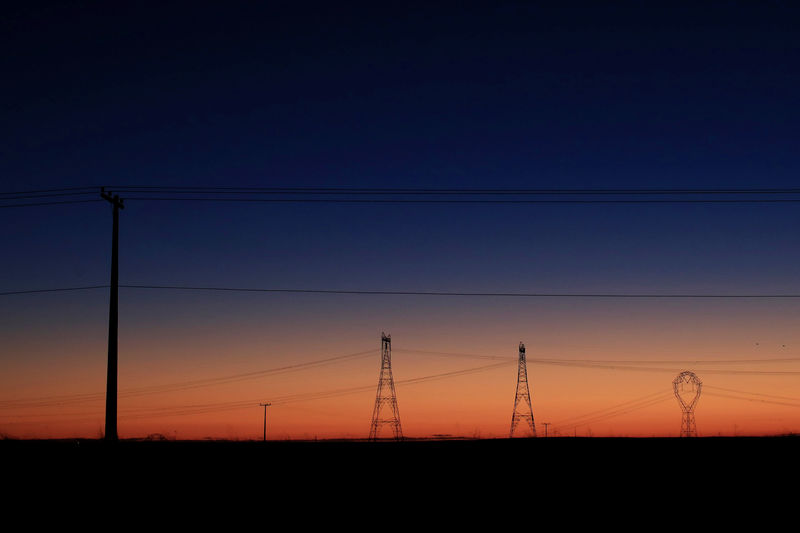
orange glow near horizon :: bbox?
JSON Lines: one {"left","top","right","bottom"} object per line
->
{"left": 3, "top": 305, "right": 800, "bottom": 440}
{"left": 2, "top": 296, "right": 800, "bottom": 440}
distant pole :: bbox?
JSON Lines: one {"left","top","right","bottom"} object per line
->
{"left": 101, "top": 188, "right": 124, "bottom": 442}
{"left": 259, "top": 403, "right": 271, "bottom": 441}
{"left": 542, "top": 422, "right": 550, "bottom": 438}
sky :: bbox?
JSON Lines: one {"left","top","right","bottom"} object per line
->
{"left": 2, "top": 2, "right": 800, "bottom": 439}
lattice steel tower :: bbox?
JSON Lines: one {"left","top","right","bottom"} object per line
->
{"left": 368, "top": 333, "right": 403, "bottom": 440}
{"left": 673, "top": 370, "right": 702, "bottom": 437}
{"left": 510, "top": 342, "right": 537, "bottom": 438}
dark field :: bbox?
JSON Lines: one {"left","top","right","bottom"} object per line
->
{"left": 4, "top": 436, "right": 792, "bottom": 524}
{"left": 4, "top": 436, "right": 794, "bottom": 491}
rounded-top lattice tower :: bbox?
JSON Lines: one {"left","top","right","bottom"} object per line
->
{"left": 673, "top": 370, "right": 702, "bottom": 437}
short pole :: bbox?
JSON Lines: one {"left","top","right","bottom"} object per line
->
{"left": 259, "top": 403, "right": 271, "bottom": 441}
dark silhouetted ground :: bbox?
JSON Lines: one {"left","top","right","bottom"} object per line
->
{"left": 4, "top": 436, "right": 792, "bottom": 521}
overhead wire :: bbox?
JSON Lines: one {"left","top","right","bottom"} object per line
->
{"left": 551, "top": 394, "right": 676, "bottom": 434}
{"left": 104, "top": 186, "right": 800, "bottom": 194}
{"left": 0, "top": 285, "right": 109, "bottom": 296}
{"left": 0, "top": 186, "right": 99, "bottom": 196}
{"left": 0, "top": 187, "right": 100, "bottom": 208}
{"left": 549, "top": 390, "right": 674, "bottom": 427}
{"left": 6, "top": 185, "right": 800, "bottom": 207}
{"left": 6, "top": 343, "right": 797, "bottom": 408}
{"left": 703, "top": 391, "right": 800, "bottom": 408}
{"left": 3, "top": 344, "right": 799, "bottom": 410}
{"left": 530, "top": 360, "right": 800, "bottom": 376}
{"left": 0, "top": 349, "right": 377, "bottom": 409}
{"left": 0, "top": 191, "right": 102, "bottom": 200}
{"left": 394, "top": 348, "right": 800, "bottom": 375}
{"left": 118, "top": 197, "right": 800, "bottom": 204}
{"left": 114, "top": 349, "right": 377, "bottom": 398}
{"left": 3, "top": 185, "right": 800, "bottom": 194}
{"left": 10, "top": 360, "right": 519, "bottom": 421}
{"left": 703, "top": 385, "right": 800, "bottom": 402}
{"left": 92, "top": 184, "right": 800, "bottom": 205}
{"left": 5, "top": 283, "right": 800, "bottom": 298}
{"left": 0, "top": 199, "right": 104, "bottom": 208}
{"left": 395, "top": 348, "right": 800, "bottom": 365}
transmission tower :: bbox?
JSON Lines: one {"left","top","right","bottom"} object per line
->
{"left": 510, "top": 342, "right": 537, "bottom": 438}
{"left": 673, "top": 370, "right": 702, "bottom": 437}
{"left": 368, "top": 333, "right": 403, "bottom": 440}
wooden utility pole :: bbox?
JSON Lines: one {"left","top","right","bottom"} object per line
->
{"left": 101, "top": 188, "right": 124, "bottom": 441}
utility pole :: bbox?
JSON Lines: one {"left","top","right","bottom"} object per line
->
{"left": 101, "top": 188, "right": 123, "bottom": 441}
{"left": 259, "top": 403, "right": 271, "bottom": 441}
{"left": 542, "top": 422, "right": 550, "bottom": 438}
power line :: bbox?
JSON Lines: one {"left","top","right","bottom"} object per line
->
{"left": 0, "top": 199, "right": 104, "bottom": 208}
{"left": 1, "top": 359, "right": 517, "bottom": 422}
{"left": 4, "top": 185, "right": 800, "bottom": 195}
{"left": 5, "top": 283, "right": 800, "bottom": 298}
{"left": 101, "top": 285, "right": 800, "bottom": 298}
{"left": 395, "top": 348, "right": 512, "bottom": 361}
{"left": 90, "top": 184, "right": 800, "bottom": 205}
{"left": 704, "top": 391, "right": 800, "bottom": 408}
{"left": 552, "top": 395, "right": 676, "bottom": 434}
{"left": 12, "top": 344, "right": 800, "bottom": 421}
{"left": 530, "top": 359, "right": 800, "bottom": 376}
{"left": 6, "top": 353, "right": 800, "bottom": 427}
{"left": 551, "top": 390, "right": 673, "bottom": 427}
{"left": 119, "top": 197, "right": 800, "bottom": 204}
{"left": 11, "top": 381, "right": 800, "bottom": 426}
{"left": 7, "top": 360, "right": 516, "bottom": 422}
{"left": 99, "top": 185, "right": 800, "bottom": 195}
{"left": 121, "top": 284, "right": 800, "bottom": 298}
{"left": 116, "top": 349, "right": 377, "bottom": 397}
{"left": 0, "top": 285, "right": 109, "bottom": 296}
{"left": 6, "top": 185, "right": 800, "bottom": 207}
{"left": 394, "top": 349, "right": 800, "bottom": 375}
{"left": 0, "top": 186, "right": 98, "bottom": 196}
{"left": 0, "top": 192, "right": 99, "bottom": 200}
{"left": 0, "top": 349, "right": 377, "bottom": 409}
{"left": 395, "top": 348, "right": 800, "bottom": 365}
{"left": 704, "top": 385, "right": 800, "bottom": 403}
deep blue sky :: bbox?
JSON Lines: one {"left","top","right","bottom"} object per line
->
{"left": 2, "top": 2, "right": 799, "bottom": 336}
{"left": 4, "top": 2, "right": 799, "bottom": 189}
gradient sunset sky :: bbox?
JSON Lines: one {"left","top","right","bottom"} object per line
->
{"left": 2, "top": 3, "right": 800, "bottom": 439}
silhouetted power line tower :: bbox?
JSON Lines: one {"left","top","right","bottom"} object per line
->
{"left": 510, "top": 342, "right": 537, "bottom": 438}
{"left": 673, "top": 371, "right": 702, "bottom": 437}
{"left": 368, "top": 333, "right": 403, "bottom": 440}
